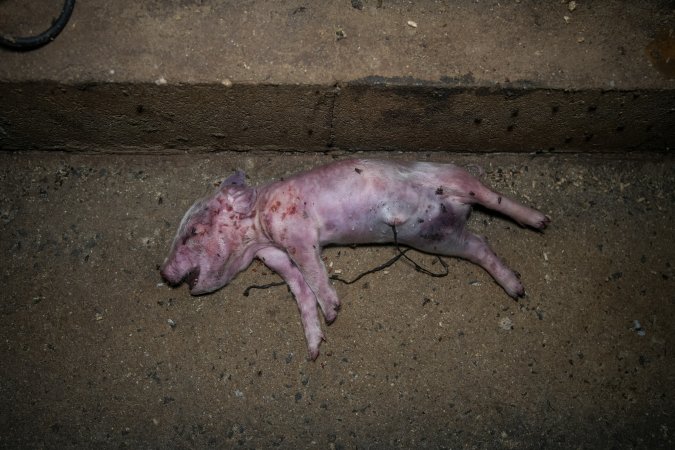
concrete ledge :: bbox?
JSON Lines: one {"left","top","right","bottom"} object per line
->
{"left": 2, "top": 80, "right": 672, "bottom": 152}
{"left": 1, "top": 82, "right": 336, "bottom": 152}
{"left": 335, "top": 81, "right": 673, "bottom": 152}
{"left": 1, "top": 0, "right": 674, "bottom": 152}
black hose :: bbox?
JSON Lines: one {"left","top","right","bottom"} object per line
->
{"left": 0, "top": 0, "right": 76, "bottom": 51}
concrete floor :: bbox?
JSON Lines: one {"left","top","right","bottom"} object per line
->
{"left": 1, "top": 151, "right": 673, "bottom": 448}
{"left": 1, "top": 0, "right": 672, "bottom": 87}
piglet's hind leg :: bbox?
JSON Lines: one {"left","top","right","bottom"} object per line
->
{"left": 458, "top": 172, "right": 550, "bottom": 230}
{"left": 454, "top": 232, "right": 525, "bottom": 298}
{"left": 406, "top": 231, "right": 525, "bottom": 298}
{"left": 257, "top": 247, "right": 325, "bottom": 360}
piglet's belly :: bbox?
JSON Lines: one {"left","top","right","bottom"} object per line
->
{"left": 316, "top": 200, "right": 455, "bottom": 246}
{"left": 318, "top": 220, "right": 397, "bottom": 245}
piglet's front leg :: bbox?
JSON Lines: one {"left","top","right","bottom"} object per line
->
{"left": 266, "top": 220, "right": 341, "bottom": 323}
{"left": 256, "top": 247, "right": 325, "bottom": 360}
{"left": 288, "top": 243, "right": 341, "bottom": 323}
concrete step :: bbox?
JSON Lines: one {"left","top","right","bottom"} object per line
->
{"left": 1, "top": 0, "right": 674, "bottom": 153}
{"left": 0, "top": 0, "right": 675, "bottom": 152}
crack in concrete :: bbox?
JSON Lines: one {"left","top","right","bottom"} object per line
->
{"left": 325, "top": 83, "right": 341, "bottom": 149}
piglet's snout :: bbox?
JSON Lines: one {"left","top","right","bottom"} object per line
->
{"left": 160, "top": 259, "right": 201, "bottom": 293}
{"left": 160, "top": 261, "right": 184, "bottom": 286}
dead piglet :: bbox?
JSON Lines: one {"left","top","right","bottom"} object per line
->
{"left": 160, "top": 159, "right": 550, "bottom": 360}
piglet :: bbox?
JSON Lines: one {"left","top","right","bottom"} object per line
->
{"left": 160, "top": 159, "right": 550, "bottom": 359}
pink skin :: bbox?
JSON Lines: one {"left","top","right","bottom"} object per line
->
{"left": 160, "top": 159, "right": 550, "bottom": 360}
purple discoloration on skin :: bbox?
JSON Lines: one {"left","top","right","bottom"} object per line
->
{"left": 160, "top": 159, "right": 551, "bottom": 360}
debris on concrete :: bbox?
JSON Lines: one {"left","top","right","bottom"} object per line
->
{"left": 499, "top": 317, "right": 514, "bottom": 331}
{"left": 633, "top": 320, "right": 646, "bottom": 337}
{"left": 335, "top": 26, "right": 347, "bottom": 40}
{"left": 351, "top": 0, "right": 364, "bottom": 10}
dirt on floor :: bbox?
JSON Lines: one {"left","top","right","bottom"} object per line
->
{"left": 0, "top": 151, "right": 673, "bottom": 448}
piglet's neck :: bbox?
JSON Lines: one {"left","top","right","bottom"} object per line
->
{"left": 252, "top": 185, "right": 277, "bottom": 243}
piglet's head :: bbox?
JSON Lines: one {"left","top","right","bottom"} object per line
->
{"left": 160, "top": 170, "right": 258, "bottom": 295}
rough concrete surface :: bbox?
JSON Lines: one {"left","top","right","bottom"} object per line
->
{"left": 1, "top": 151, "right": 673, "bottom": 448}
{"left": 1, "top": 0, "right": 674, "bottom": 153}
{"left": 1, "top": 0, "right": 672, "bottom": 87}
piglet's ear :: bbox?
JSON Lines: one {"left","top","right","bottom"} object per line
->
{"left": 227, "top": 186, "right": 257, "bottom": 214}
{"left": 220, "top": 170, "right": 247, "bottom": 189}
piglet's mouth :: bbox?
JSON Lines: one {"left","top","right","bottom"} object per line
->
{"left": 185, "top": 268, "right": 200, "bottom": 290}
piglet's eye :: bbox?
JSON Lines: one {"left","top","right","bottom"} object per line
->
{"left": 181, "top": 227, "right": 198, "bottom": 246}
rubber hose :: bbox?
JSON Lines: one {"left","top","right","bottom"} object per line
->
{"left": 0, "top": 0, "right": 76, "bottom": 51}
